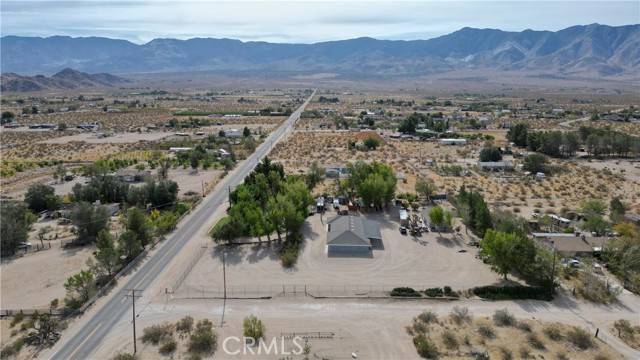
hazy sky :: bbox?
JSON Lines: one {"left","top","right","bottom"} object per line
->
{"left": 1, "top": 1, "right": 638, "bottom": 43}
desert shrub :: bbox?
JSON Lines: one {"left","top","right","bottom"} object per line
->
{"left": 176, "top": 316, "right": 194, "bottom": 333}
{"left": 141, "top": 323, "right": 173, "bottom": 345}
{"left": 450, "top": 306, "right": 470, "bottom": 325}
{"left": 50, "top": 298, "right": 59, "bottom": 308}
{"left": 443, "top": 286, "right": 453, "bottom": 296}
{"left": 492, "top": 309, "right": 516, "bottom": 327}
{"left": 159, "top": 339, "right": 177, "bottom": 355}
{"left": 413, "top": 334, "right": 438, "bottom": 359}
{"left": 594, "top": 354, "right": 609, "bottom": 360}
{"left": 188, "top": 319, "right": 217, "bottom": 354}
{"left": 10, "top": 313, "right": 25, "bottom": 327}
{"left": 243, "top": 315, "right": 265, "bottom": 342}
{"left": 442, "top": 330, "right": 459, "bottom": 350}
{"left": 527, "top": 333, "right": 546, "bottom": 350}
{"left": 112, "top": 353, "right": 136, "bottom": 360}
{"left": 412, "top": 319, "right": 427, "bottom": 334}
{"left": 280, "top": 243, "right": 299, "bottom": 268}
{"left": 499, "top": 346, "right": 513, "bottom": 360}
{"left": 0, "top": 337, "right": 25, "bottom": 358}
{"left": 517, "top": 321, "right": 532, "bottom": 332}
{"left": 417, "top": 311, "right": 437, "bottom": 324}
{"left": 391, "top": 287, "right": 421, "bottom": 297}
{"left": 424, "top": 287, "right": 444, "bottom": 297}
{"left": 567, "top": 327, "right": 594, "bottom": 350}
{"left": 472, "top": 285, "right": 552, "bottom": 300}
{"left": 477, "top": 323, "right": 496, "bottom": 339}
{"left": 543, "top": 325, "right": 563, "bottom": 341}
{"left": 577, "top": 271, "right": 620, "bottom": 303}
{"left": 519, "top": 347, "right": 531, "bottom": 359}
{"left": 556, "top": 351, "right": 569, "bottom": 360}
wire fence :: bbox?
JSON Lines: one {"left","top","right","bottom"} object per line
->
{"left": 171, "top": 284, "right": 450, "bottom": 299}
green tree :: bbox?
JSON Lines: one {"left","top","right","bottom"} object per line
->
{"left": 610, "top": 197, "right": 626, "bottom": 223}
{"left": 0, "top": 202, "right": 36, "bottom": 256}
{"left": 71, "top": 202, "right": 109, "bottom": 244}
{"left": 581, "top": 199, "right": 607, "bottom": 218}
{"left": 480, "top": 230, "right": 525, "bottom": 280}
{"left": 479, "top": 147, "right": 502, "bottom": 162}
{"left": 24, "top": 184, "right": 60, "bottom": 212}
{"left": 190, "top": 151, "right": 200, "bottom": 172}
{"left": 92, "top": 230, "right": 120, "bottom": 277}
{"left": 583, "top": 215, "right": 610, "bottom": 236}
{"left": 429, "top": 206, "right": 445, "bottom": 232}
{"left": 506, "top": 123, "right": 529, "bottom": 147}
{"left": 158, "top": 158, "right": 171, "bottom": 180}
{"left": 1, "top": 111, "right": 15, "bottom": 124}
{"left": 64, "top": 270, "right": 95, "bottom": 305}
{"left": 363, "top": 137, "right": 380, "bottom": 150}
{"left": 243, "top": 126, "right": 251, "bottom": 137}
{"left": 305, "top": 161, "right": 324, "bottom": 189}
{"left": 211, "top": 216, "right": 242, "bottom": 243}
{"left": 522, "top": 153, "right": 547, "bottom": 174}
{"left": 415, "top": 177, "right": 437, "bottom": 202}
{"left": 243, "top": 315, "right": 265, "bottom": 343}
{"left": 125, "top": 207, "right": 152, "bottom": 246}
{"left": 118, "top": 230, "right": 142, "bottom": 261}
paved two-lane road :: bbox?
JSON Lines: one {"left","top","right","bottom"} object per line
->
{"left": 51, "top": 90, "right": 315, "bottom": 359}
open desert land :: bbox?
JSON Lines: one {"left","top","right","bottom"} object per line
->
{"left": 270, "top": 129, "right": 640, "bottom": 217}
{"left": 3, "top": 88, "right": 640, "bottom": 360}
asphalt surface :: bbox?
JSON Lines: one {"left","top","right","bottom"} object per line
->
{"left": 51, "top": 90, "right": 315, "bottom": 359}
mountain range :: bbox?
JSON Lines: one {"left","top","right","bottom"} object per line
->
{"left": 0, "top": 68, "right": 130, "bottom": 92}
{"left": 1, "top": 24, "right": 639, "bottom": 79}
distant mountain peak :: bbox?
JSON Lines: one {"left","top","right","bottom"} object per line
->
{"left": 1, "top": 24, "right": 638, "bottom": 79}
{"left": 1, "top": 68, "right": 130, "bottom": 92}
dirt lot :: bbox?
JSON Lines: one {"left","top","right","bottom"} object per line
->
{"left": 42, "top": 131, "right": 173, "bottom": 144}
{"left": 166, "top": 167, "right": 224, "bottom": 197}
{"left": 0, "top": 243, "right": 95, "bottom": 309}
{"left": 178, "top": 208, "right": 501, "bottom": 298}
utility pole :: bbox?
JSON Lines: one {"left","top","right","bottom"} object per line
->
{"left": 222, "top": 250, "right": 227, "bottom": 300}
{"left": 549, "top": 241, "right": 557, "bottom": 294}
{"left": 125, "top": 289, "right": 142, "bottom": 354}
{"left": 228, "top": 186, "right": 231, "bottom": 203}
{"left": 201, "top": 180, "right": 205, "bottom": 198}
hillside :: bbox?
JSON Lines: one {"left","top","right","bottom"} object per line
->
{"left": 0, "top": 68, "right": 130, "bottom": 92}
{"left": 1, "top": 24, "right": 638, "bottom": 79}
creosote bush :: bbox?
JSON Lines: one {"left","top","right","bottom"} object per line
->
{"left": 492, "top": 309, "right": 516, "bottom": 327}
{"left": 450, "top": 306, "right": 470, "bottom": 325}
{"left": 567, "top": 327, "right": 594, "bottom": 350}
{"left": 413, "top": 334, "right": 438, "bottom": 359}
{"left": 176, "top": 316, "right": 194, "bottom": 333}
{"left": 188, "top": 319, "right": 217, "bottom": 354}
{"left": 543, "top": 325, "right": 563, "bottom": 341}
{"left": 141, "top": 323, "right": 173, "bottom": 345}
{"left": 477, "top": 323, "right": 496, "bottom": 339}
{"left": 417, "top": 311, "right": 437, "bottom": 324}
{"left": 442, "top": 330, "right": 459, "bottom": 350}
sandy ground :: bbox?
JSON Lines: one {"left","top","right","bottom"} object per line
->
{"left": 0, "top": 244, "right": 95, "bottom": 309}
{"left": 42, "top": 131, "right": 173, "bottom": 144}
{"left": 2, "top": 175, "right": 88, "bottom": 200}
{"left": 178, "top": 208, "right": 501, "bottom": 298}
{"left": 89, "top": 291, "right": 640, "bottom": 360}
{"left": 166, "top": 168, "right": 224, "bottom": 197}
{"left": 576, "top": 158, "right": 640, "bottom": 183}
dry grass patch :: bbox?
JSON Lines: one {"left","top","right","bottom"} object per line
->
{"left": 408, "top": 308, "right": 623, "bottom": 359}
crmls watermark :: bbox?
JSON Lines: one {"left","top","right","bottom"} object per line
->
{"left": 222, "top": 336, "right": 305, "bottom": 356}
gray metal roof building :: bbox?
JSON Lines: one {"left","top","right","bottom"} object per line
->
{"left": 326, "top": 216, "right": 381, "bottom": 255}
